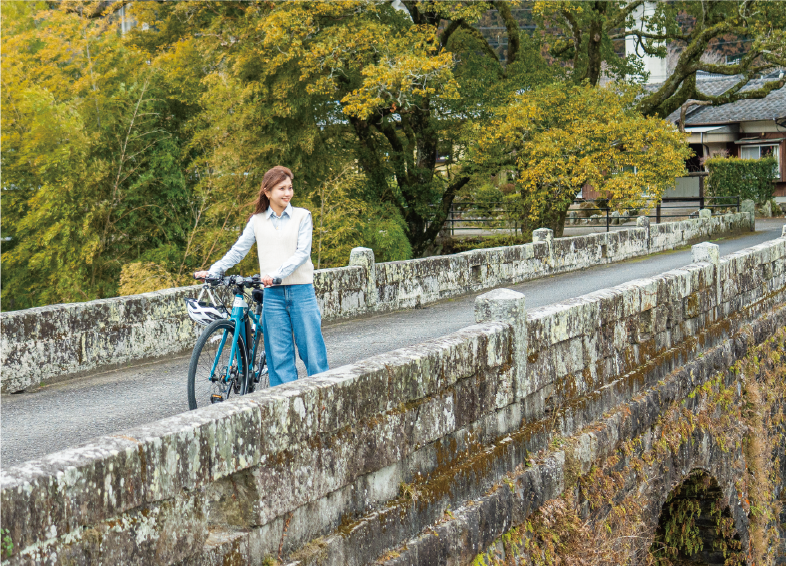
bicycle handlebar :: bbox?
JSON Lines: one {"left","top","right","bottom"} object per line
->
{"left": 194, "top": 274, "right": 282, "bottom": 287}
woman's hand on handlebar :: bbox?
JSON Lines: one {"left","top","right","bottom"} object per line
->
{"left": 261, "top": 275, "right": 275, "bottom": 287}
{"left": 194, "top": 270, "right": 210, "bottom": 280}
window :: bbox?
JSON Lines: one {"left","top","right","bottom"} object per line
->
{"left": 741, "top": 144, "right": 780, "bottom": 178}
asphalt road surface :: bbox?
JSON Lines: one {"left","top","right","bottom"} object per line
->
{"left": 2, "top": 219, "right": 784, "bottom": 468}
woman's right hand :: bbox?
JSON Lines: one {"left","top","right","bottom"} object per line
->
{"left": 194, "top": 271, "right": 210, "bottom": 280}
{"left": 261, "top": 275, "right": 274, "bottom": 286}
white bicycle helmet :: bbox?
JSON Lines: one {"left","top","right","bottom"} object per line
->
{"left": 185, "top": 298, "right": 228, "bottom": 326}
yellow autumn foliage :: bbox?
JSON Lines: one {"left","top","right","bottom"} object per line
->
{"left": 118, "top": 262, "right": 190, "bottom": 296}
{"left": 472, "top": 83, "right": 692, "bottom": 232}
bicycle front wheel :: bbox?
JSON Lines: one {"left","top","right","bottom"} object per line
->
{"left": 187, "top": 319, "right": 249, "bottom": 410}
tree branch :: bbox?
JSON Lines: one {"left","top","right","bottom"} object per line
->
{"left": 606, "top": 0, "right": 644, "bottom": 31}
{"left": 695, "top": 49, "right": 764, "bottom": 76}
{"left": 439, "top": 19, "right": 463, "bottom": 48}
{"left": 453, "top": 20, "right": 501, "bottom": 63}
{"left": 678, "top": 99, "right": 712, "bottom": 132}
{"left": 636, "top": 18, "right": 741, "bottom": 116}
{"left": 560, "top": 8, "right": 583, "bottom": 73}
{"left": 696, "top": 76, "right": 786, "bottom": 106}
{"left": 491, "top": 1, "right": 520, "bottom": 65}
{"left": 417, "top": 176, "right": 470, "bottom": 249}
{"left": 619, "top": 29, "right": 690, "bottom": 42}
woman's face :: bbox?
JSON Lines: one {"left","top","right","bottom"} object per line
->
{"left": 265, "top": 177, "right": 294, "bottom": 212}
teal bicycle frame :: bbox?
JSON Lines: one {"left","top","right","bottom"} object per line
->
{"left": 202, "top": 279, "right": 265, "bottom": 390}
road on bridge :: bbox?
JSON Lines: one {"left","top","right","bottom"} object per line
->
{"left": 2, "top": 219, "right": 784, "bottom": 468}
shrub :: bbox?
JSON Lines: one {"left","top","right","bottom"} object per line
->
{"left": 704, "top": 156, "right": 777, "bottom": 205}
{"left": 474, "top": 184, "right": 506, "bottom": 220}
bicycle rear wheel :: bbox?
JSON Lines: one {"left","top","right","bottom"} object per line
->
{"left": 187, "top": 319, "right": 249, "bottom": 410}
{"left": 253, "top": 350, "right": 269, "bottom": 391}
{"left": 247, "top": 326, "right": 269, "bottom": 393}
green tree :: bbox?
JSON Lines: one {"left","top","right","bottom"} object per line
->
{"left": 1, "top": 2, "right": 193, "bottom": 309}
{"left": 127, "top": 0, "right": 554, "bottom": 257}
{"left": 533, "top": 1, "right": 786, "bottom": 117}
{"left": 471, "top": 83, "right": 692, "bottom": 236}
{"left": 302, "top": 164, "right": 411, "bottom": 270}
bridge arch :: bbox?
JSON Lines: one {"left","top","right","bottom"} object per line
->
{"left": 602, "top": 426, "right": 754, "bottom": 565}
{"left": 649, "top": 468, "right": 746, "bottom": 565}
{"left": 626, "top": 417, "right": 755, "bottom": 564}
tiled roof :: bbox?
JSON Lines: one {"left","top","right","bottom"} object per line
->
{"left": 662, "top": 77, "right": 786, "bottom": 125}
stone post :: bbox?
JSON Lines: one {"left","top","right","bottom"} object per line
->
{"left": 532, "top": 228, "right": 554, "bottom": 267}
{"left": 741, "top": 199, "right": 755, "bottom": 231}
{"left": 692, "top": 242, "right": 720, "bottom": 310}
{"left": 698, "top": 208, "right": 711, "bottom": 219}
{"left": 475, "top": 289, "right": 527, "bottom": 400}
{"left": 637, "top": 215, "right": 650, "bottom": 251}
{"left": 349, "top": 247, "right": 377, "bottom": 311}
{"left": 782, "top": 224, "right": 786, "bottom": 238}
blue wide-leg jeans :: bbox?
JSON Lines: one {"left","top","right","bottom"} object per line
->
{"left": 262, "top": 284, "right": 329, "bottom": 386}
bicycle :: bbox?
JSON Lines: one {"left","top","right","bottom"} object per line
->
{"left": 184, "top": 273, "right": 280, "bottom": 410}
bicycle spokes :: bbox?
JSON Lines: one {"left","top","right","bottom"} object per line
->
{"left": 188, "top": 320, "right": 248, "bottom": 410}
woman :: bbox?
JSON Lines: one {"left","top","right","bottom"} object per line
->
{"left": 194, "top": 165, "right": 329, "bottom": 386}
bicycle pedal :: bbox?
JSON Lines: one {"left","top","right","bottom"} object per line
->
{"left": 210, "top": 394, "right": 224, "bottom": 404}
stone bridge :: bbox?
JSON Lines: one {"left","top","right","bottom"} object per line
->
{"left": 2, "top": 213, "right": 786, "bottom": 565}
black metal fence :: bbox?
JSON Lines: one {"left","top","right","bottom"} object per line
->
{"left": 443, "top": 197, "right": 741, "bottom": 235}
{"left": 444, "top": 200, "right": 520, "bottom": 236}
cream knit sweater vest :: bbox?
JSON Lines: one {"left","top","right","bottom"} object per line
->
{"left": 253, "top": 207, "right": 314, "bottom": 285}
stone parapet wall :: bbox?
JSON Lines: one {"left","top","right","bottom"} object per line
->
{"left": 2, "top": 230, "right": 782, "bottom": 566}
{"left": 1, "top": 321, "right": 515, "bottom": 565}
{"left": 0, "top": 213, "right": 753, "bottom": 393}
{"left": 0, "top": 287, "right": 199, "bottom": 394}
{"left": 367, "top": 212, "right": 752, "bottom": 315}
{"left": 522, "top": 234, "right": 785, "bottom": 436}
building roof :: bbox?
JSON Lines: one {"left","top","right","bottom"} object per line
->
{"left": 663, "top": 76, "right": 786, "bottom": 125}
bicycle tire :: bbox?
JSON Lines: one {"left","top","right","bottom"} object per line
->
{"left": 247, "top": 323, "right": 269, "bottom": 393}
{"left": 187, "top": 319, "right": 249, "bottom": 410}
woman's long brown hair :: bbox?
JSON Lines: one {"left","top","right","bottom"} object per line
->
{"left": 251, "top": 166, "right": 294, "bottom": 216}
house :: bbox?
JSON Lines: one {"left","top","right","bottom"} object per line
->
{"left": 666, "top": 75, "right": 786, "bottom": 204}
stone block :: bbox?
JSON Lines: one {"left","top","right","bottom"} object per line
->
{"left": 524, "top": 348, "right": 557, "bottom": 393}
{"left": 551, "top": 337, "right": 585, "bottom": 379}
{"left": 692, "top": 242, "right": 719, "bottom": 265}
{"left": 692, "top": 242, "right": 720, "bottom": 305}
{"left": 475, "top": 289, "right": 527, "bottom": 398}
{"left": 741, "top": 199, "right": 755, "bottom": 224}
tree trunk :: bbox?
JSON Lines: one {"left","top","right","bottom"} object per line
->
{"left": 407, "top": 176, "right": 470, "bottom": 257}
{"left": 584, "top": 2, "right": 607, "bottom": 86}
{"left": 520, "top": 192, "right": 574, "bottom": 239}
